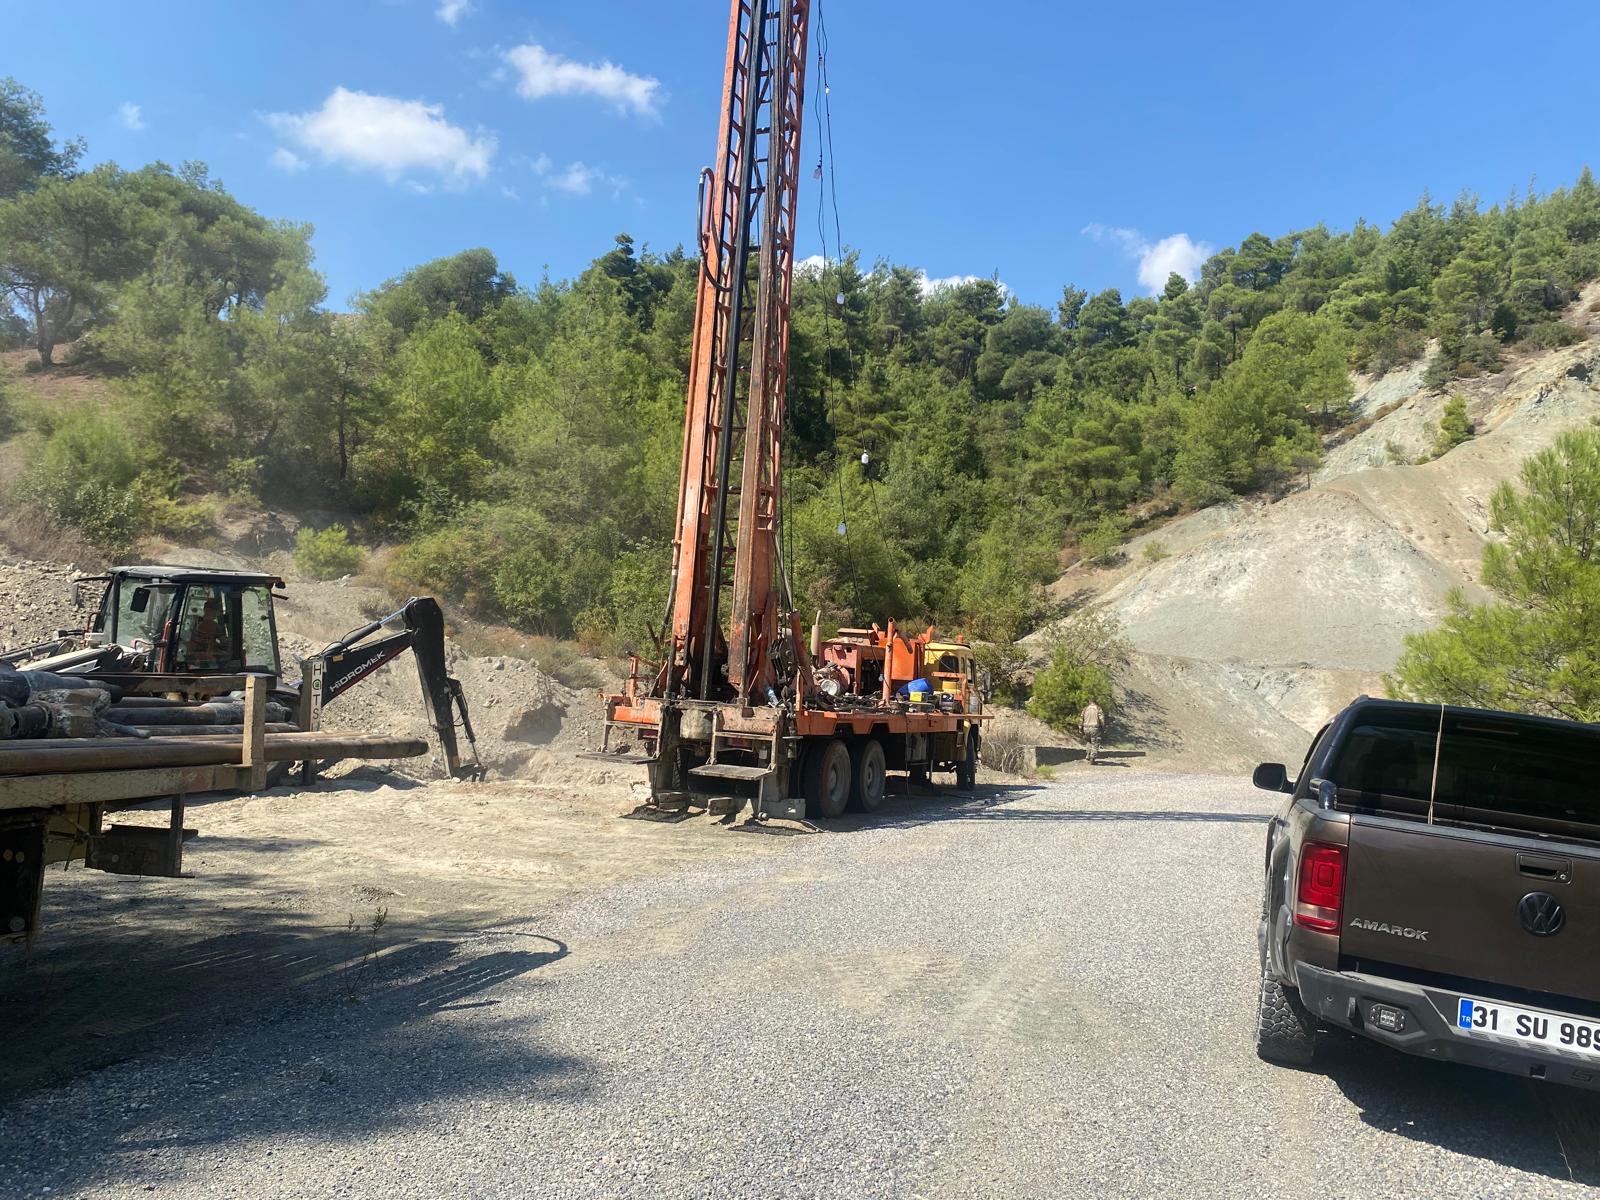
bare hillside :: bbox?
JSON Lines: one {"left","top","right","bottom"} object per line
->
{"left": 1040, "top": 285, "right": 1600, "bottom": 771}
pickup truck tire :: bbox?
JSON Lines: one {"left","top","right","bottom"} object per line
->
{"left": 1255, "top": 965, "right": 1318, "bottom": 1065}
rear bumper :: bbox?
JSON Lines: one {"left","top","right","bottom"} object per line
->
{"left": 1295, "top": 964, "right": 1600, "bottom": 1093}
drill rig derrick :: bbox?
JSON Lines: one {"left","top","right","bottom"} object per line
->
{"left": 604, "top": 0, "right": 986, "bottom": 820}
{"left": 666, "top": 0, "right": 809, "bottom": 709}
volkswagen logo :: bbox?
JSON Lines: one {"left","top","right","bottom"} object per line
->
{"left": 1519, "top": 892, "right": 1566, "bottom": 937}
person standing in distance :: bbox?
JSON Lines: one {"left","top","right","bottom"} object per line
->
{"left": 1080, "top": 699, "right": 1104, "bottom": 764}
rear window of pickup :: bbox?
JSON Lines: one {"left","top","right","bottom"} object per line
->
{"left": 1327, "top": 707, "right": 1600, "bottom": 842}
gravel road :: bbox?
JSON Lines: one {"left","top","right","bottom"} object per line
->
{"left": 3, "top": 768, "right": 1599, "bottom": 1198}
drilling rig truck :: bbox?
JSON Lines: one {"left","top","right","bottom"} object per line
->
{"left": 603, "top": 0, "right": 984, "bottom": 821}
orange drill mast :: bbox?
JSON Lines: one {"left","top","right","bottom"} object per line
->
{"left": 665, "top": 0, "right": 809, "bottom": 706}
{"left": 606, "top": 0, "right": 985, "bottom": 819}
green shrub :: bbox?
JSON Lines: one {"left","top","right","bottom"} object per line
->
{"left": 1141, "top": 539, "right": 1170, "bottom": 563}
{"left": 972, "top": 640, "right": 1029, "bottom": 707}
{"left": 17, "top": 408, "right": 147, "bottom": 552}
{"left": 293, "top": 524, "right": 366, "bottom": 580}
{"left": 144, "top": 495, "right": 219, "bottom": 543}
{"left": 388, "top": 519, "right": 500, "bottom": 614}
{"left": 1079, "top": 514, "right": 1128, "bottom": 567}
{"left": 526, "top": 635, "right": 602, "bottom": 689}
{"left": 1519, "top": 321, "right": 1585, "bottom": 351}
{"left": 221, "top": 456, "right": 264, "bottom": 498}
{"left": 1026, "top": 645, "right": 1115, "bottom": 733}
{"left": 1428, "top": 394, "right": 1473, "bottom": 460}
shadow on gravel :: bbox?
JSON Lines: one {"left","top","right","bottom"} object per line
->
{"left": 0, "top": 913, "right": 587, "bottom": 1194}
{"left": 834, "top": 784, "right": 1268, "bottom": 831}
{"left": 1319, "top": 1030, "right": 1600, "bottom": 1185}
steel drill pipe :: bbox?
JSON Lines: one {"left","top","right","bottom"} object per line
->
{"left": 120, "top": 723, "right": 299, "bottom": 738}
{"left": 103, "top": 702, "right": 291, "bottom": 725}
{"left": 0, "top": 731, "right": 426, "bottom": 775}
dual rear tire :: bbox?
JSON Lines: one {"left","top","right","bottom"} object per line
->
{"left": 802, "top": 737, "right": 886, "bottom": 818}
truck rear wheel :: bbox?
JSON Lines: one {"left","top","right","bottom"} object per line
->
{"left": 849, "top": 738, "right": 886, "bottom": 812}
{"left": 803, "top": 738, "right": 851, "bottom": 819}
{"left": 956, "top": 730, "right": 978, "bottom": 792}
{"left": 1255, "top": 963, "right": 1318, "bottom": 1066}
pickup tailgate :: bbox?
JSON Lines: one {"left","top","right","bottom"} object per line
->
{"left": 1343, "top": 815, "right": 1600, "bottom": 1001}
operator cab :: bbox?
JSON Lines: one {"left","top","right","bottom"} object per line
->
{"left": 77, "top": 566, "right": 284, "bottom": 678}
{"left": 923, "top": 641, "right": 982, "bottom": 714}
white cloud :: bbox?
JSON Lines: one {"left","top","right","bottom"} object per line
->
{"left": 918, "top": 272, "right": 981, "bottom": 297}
{"left": 527, "top": 154, "right": 626, "bottom": 199}
{"left": 1136, "top": 234, "right": 1210, "bottom": 294}
{"left": 501, "top": 185, "right": 521, "bottom": 201}
{"left": 1082, "top": 223, "right": 1212, "bottom": 294}
{"left": 117, "top": 102, "right": 144, "bottom": 131}
{"left": 266, "top": 87, "right": 495, "bottom": 185}
{"left": 551, "top": 162, "right": 601, "bottom": 195}
{"left": 798, "top": 257, "right": 1007, "bottom": 298}
{"left": 270, "top": 147, "right": 308, "bottom": 173}
{"left": 502, "top": 43, "right": 663, "bottom": 118}
{"left": 436, "top": 0, "right": 472, "bottom": 25}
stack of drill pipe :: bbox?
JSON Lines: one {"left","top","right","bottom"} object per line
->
{"left": 0, "top": 731, "right": 428, "bottom": 775}
{"left": 0, "top": 669, "right": 119, "bottom": 739}
{"left": 0, "top": 670, "right": 296, "bottom": 741}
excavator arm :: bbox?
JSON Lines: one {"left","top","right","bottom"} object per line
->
{"left": 307, "top": 597, "right": 483, "bottom": 780}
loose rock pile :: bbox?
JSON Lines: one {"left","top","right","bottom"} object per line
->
{"left": 0, "top": 558, "right": 84, "bottom": 651}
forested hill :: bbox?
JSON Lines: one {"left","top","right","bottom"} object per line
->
{"left": 3, "top": 77, "right": 1600, "bottom": 656}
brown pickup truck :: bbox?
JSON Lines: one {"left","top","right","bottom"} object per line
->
{"left": 1254, "top": 697, "right": 1600, "bottom": 1092}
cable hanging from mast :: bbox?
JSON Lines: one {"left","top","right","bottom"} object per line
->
{"left": 808, "top": 0, "right": 858, "bottom": 600}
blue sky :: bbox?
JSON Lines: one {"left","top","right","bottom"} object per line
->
{"left": 11, "top": 0, "right": 1600, "bottom": 310}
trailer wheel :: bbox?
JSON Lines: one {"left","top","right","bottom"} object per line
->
{"left": 956, "top": 730, "right": 979, "bottom": 792}
{"left": 803, "top": 738, "right": 851, "bottom": 819}
{"left": 849, "top": 738, "right": 887, "bottom": 812}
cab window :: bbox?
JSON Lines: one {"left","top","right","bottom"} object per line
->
{"left": 113, "top": 583, "right": 177, "bottom": 653}
{"left": 174, "top": 586, "right": 235, "bottom": 670}
{"left": 172, "top": 584, "right": 279, "bottom": 673}
{"left": 240, "top": 586, "right": 280, "bottom": 674}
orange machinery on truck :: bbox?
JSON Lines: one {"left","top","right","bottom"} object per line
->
{"left": 604, "top": 0, "right": 984, "bottom": 821}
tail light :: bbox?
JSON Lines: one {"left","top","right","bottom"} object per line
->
{"left": 1295, "top": 842, "right": 1346, "bottom": 933}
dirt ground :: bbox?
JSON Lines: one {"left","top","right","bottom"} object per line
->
{"left": 0, "top": 760, "right": 709, "bottom": 1096}
{"left": 0, "top": 751, "right": 1020, "bottom": 1102}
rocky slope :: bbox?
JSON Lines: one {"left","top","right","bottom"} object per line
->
{"left": 1036, "top": 284, "right": 1600, "bottom": 771}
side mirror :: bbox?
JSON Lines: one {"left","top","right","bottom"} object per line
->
{"left": 1252, "top": 762, "right": 1289, "bottom": 792}
{"left": 70, "top": 581, "right": 83, "bottom": 608}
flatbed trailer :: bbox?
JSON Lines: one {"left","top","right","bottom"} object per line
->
{"left": 0, "top": 676, "right": 426, "bottom": 944}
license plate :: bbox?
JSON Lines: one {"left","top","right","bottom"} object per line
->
{"left": 1456, "top": 997, "right": 1600, "bottom": 1060}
